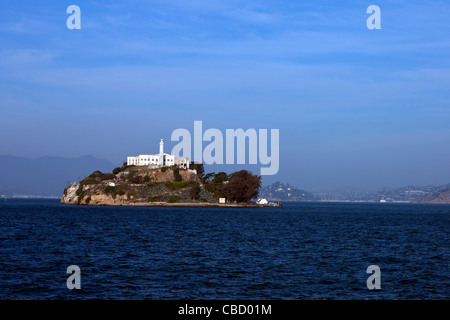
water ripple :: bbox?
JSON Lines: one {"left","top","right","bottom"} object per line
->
{"left": 0, "top": 199, "right": 449, "bottom": 299}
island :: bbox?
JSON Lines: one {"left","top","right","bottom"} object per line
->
{"left": 60, "top": 163, "right": 272, "bottom": 207}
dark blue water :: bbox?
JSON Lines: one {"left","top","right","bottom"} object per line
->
{"left": 0, "top": 199, "right": 448, "bottom": 299}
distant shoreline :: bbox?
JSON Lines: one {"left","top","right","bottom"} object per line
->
{"left": 61, "top": 201, "right": 269, "bottom": 208}
{"left": 1, "top": 196, "right": 60, "bottom": 199}
{"left": 3, "top": 197, "right": 449, "bottom": 205}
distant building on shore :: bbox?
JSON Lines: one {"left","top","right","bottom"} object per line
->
{"left": 127, "top": 139, "right": 190, "bottom": 169}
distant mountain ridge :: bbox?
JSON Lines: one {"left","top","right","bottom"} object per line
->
{"left": 259, "top": 182, "right": 450, "bottom": 203}
{"left": 0, "top": 155, "right": 116, "bottom": 197}
{"left": 259, "top": 181, "right": 320, "bottom": 201}
{"left": 317, "top": 183, "right": 450, "bottom": 202}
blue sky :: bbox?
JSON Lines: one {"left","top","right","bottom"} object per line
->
{"left": 1, "top": 0, "right": 449, "bottom": 191}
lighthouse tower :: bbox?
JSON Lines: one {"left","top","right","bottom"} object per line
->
{"left": 159, "top": 139, "right": 164, "bottom": 166}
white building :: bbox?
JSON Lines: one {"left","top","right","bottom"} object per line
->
{"left": 256, "top": 198, "right": 268, "bottom": 205}
{"left": 127, "top": 139, "right": 190, "bottom": 169}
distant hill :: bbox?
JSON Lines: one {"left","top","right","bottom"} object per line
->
{"left": 317, "top": 184, "right": 450, "bottom": 202}
{"left": 259, "top": 182, "right": 320, "bottom": 201}
{"left": 0, "top": 155, "right": 116, "bottom": 197}
{"left": 414, "top": 188, "right": 450, "bottom": 204}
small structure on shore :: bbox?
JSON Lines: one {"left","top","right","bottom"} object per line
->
{"left": 256, "top": 198, "right": 268, "bottom": 205}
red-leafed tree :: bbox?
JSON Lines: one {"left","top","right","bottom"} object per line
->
{"left": 222, "top": 170, "right": 261, "bottom": 203}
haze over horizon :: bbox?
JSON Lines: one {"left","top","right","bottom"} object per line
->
{"left": 0, "top": 153, "right": 448, "bottom": 195}
{"left": 1, "top": 1, "right": 449, "bottom": 192}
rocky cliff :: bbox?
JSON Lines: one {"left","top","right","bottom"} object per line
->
{"left": 61, "top": 165, "right": 215, "bottom": 206}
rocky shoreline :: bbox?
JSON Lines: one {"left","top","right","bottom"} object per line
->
{"left": 61, "top": 201, "right": 268, "bottom": 208}
{"left": 60, "top": 165, "right": 278, "bottom": 207}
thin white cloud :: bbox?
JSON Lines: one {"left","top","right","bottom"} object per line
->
{"left": 0, "top": 49, "right": 56, "bottom": 67}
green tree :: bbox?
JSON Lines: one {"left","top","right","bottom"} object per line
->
{"left": 189, "top": 183, "right": 201, "bottom": 200}
{"left": 202, "top": 172, "right": 215, "bottom": 184}
{"left": 202, "top": 172, "right": 229, "bottom": 199}
{"left": 189, "top": 162, "right": 204, "bottom": 179}
{"left": 168, "top": 195, "right": 180, "bottom": 203}
{"left": 105, "top": 185, "right": 115, "bottom": 194}
{"left": 213, "top": 172, "right": 229, "bottom": 184}
{"left": 173, "top": 167, "right": 182, "bottom": 182}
